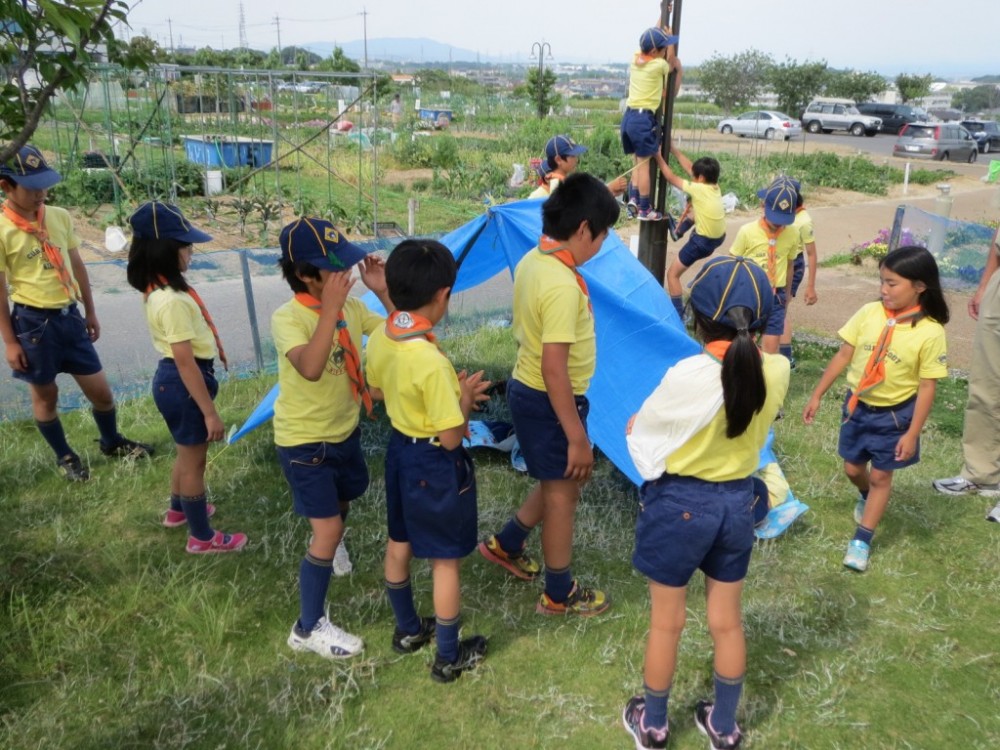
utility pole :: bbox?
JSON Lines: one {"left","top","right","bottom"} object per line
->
{"left": 238, "top": 3, "right": 248, "bottom": 50}
{"left": 274, "top": 15, "right": 282, "bottom": 65}
{"left": 359, "top": 9, "right": 368, "bottom": 69}
{"left": 637, "top": 0, "right": 682, "bottom": 282}
{"left": 167, "top": 18, "right": 174, "bottom": 54}
{"left": 530, "top": 41, "right": 552, "bottom": 119}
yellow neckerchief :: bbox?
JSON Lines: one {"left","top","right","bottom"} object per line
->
{"left": 294, "top": 292, "right": 372, "bottom": 417}
{"left": 845, "top": 303, "right": 923, "bottom": 419}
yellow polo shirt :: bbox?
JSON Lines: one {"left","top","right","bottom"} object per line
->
{"left": 271, "top": 296, "right": 383, "bottom": 446}
{"left": 144, "top": 287, "right": 218, "bottom": 360}
{"left": 791, "top": 208, "right": 815, "bottom": 258}
{"left": 0, "top": 205, "right": 80, "bottom": 308}
{"left": 683, "top": 181, "right": 726, "bottom": 239}
{"left": 626, "top": 55, "right": 670, "bottom": 112}
{"left": 511, "top": 248, "right": 596, "bottom": 395}
{"left": 729, "top": 220, "right": 798, "bottom": 289}
{"left": 365, "top": 324, "right": 464, "bottom": 439}
{"left": 839, "top": 301, "right": 948, "bottom": 407}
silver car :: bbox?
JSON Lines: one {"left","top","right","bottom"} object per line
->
{"left": 892, "top": 122, "right": 979, "bottom": 163}
{"left": 717, "top": 110, "right": 802, "bottom": 140}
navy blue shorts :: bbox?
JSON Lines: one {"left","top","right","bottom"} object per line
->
{"left": 10, "top": 303, "right": 102, "bottom": 385}
{"left": 276, "top": 427, "right": 369, "bottom": 518}
{"left": 678, "top": 232, "right": 726, "bottom": 267}
{"left": 508, "top": 378, "right": 589, "bottom": 481}
{"left": 839, "top": 392, "right": 919, "bottom": 471}
{"left": 152, "top": 357, "right": 219, "bottom": 446}
{"left": 790, "top": 254, "right": 806, "bottom": 297}
{"left": 763, "top": 290, "right": 787, "bottom": 337}
{"left": 633, "top": 473, "right": 755, "bottom": 587}
{"left": 385, "top": 429, "right": 477, "bottom": 559}
{"left": 621, "top": 108, "right": 661, "bottom": 157}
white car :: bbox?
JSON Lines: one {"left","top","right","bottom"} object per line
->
{"left": 717, "top": 110, "right": 802, "bottom": 140}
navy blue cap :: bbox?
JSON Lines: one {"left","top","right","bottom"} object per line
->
{"left": 639, "top": 27, "right": 678, "bottom": 53}
{"left": 0, "top": 145, "right": 61, "bottom": 190}
{"left": 544, "top": 134, "right": 588, "bottom": 163}
{"left": 688, "top": 256, "right": 773, "bottom": 330}
{"left": 279, "top": 218, "right": 366, "bottom": 271}
{"left": 756, "top": 175, "right": 801, "bottom": 199}
{"left": 129, "top": 201, "right": 212, "bottom": 243}
{"left": 759, "top": 177, "right": 797, "bottom": 226}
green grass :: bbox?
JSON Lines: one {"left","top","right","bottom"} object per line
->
{"left": 1, "top": 323, "right": 999, "bottom": 749}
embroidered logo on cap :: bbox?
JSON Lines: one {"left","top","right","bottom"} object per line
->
{"left": 325, "top": 227, "right": 340, "bottom": 243}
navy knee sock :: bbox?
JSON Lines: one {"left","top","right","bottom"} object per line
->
{"left": 644, "top": 682, "right": 670, "bottom": 730}
{"left": 853, "top": 524, "right": 875, "bottom": 546}
{"left": 169, "top": 493, "right": 183, "bottom": 512}
{"left": 544, "top": 565, "right": 574, "bottom": 603}
{"left": 92, "top": 407, "right": 120, "bottom": 448}
{"left": 495, "top": 514, "right": 532, "bottom": 554}
{"left": 677, "top": 217, "right": 694, "bottom": 237}
{"left": 639, "top": 195, "right": 651, "bottom": 213}
{"left": 779, "top": 344, "right": 793, "bottom": 360}
{"left": 712, "top": 671, "right": 744, "bottom": 735}
{"left": 298, "top": 553, "right": 334, "bottom": 632}
{"left": 670, "top": 295, "right": 684, "bottom": 318}
{"left": 36, "top": 417, "right": 73, "bottom": 459}
{"left": 435, "top": 614, "right": 460, "bottom": 663}
{"left": 385, "top": 578, "right": 420, "bottom": 635}
{"left": 180, "top": 494, "right": 213, "bottom": 541}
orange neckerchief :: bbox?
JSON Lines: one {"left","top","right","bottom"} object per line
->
{"left": 539, "top": 235, "right": 593, "bottom": 314}
{"left": 295, "top": 292, "right": 372, "bottom": 418}
{"left": 634, "top": 52, "right": 655, "bottom": 66}
{"left": 845, "top": 304, "right": 923, "bottom": 419}
{"left": 703, "top": 340, "right": 732, "bottom": 363}
{"left": 2, "top": 202, "right": 79, "bottom": 302}
{"left": 758, "top": 219, "right": 782, "bottom": 288}
{"left": 385, "top": 309, "right": 438, "bottom": 345}
{"left": 147, "top": 275, "right": 229, "bottom": 371}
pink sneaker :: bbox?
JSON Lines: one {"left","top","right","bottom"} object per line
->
{"left": 163, "top": 503, "right": 216, "bottom": 528}
{"left": 186, "top": 530, "right": 248, "bottom": 554}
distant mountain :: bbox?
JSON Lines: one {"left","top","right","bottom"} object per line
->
{"left": 303, "top": 38, "right": 500, "bottom": 65}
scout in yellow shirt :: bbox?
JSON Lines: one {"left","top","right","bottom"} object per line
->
{"left": 273, "top": 217, "right": 392, "bottom": 661}
{"left": 0, "top": 145, "right": 152, "bottom": 482}
{"left": 623, "top": 256, "right": 789, "bottom": 747}
{"left": 804, "top": 246, "right": 949, "bottom": 573}
{"left": 729, "top": 176, "right": 798, "bottom": 353}
{"left": 480, "top": 173, "right": 620, "bottom": 617}
{"left": 529, "top": 134, "right": 627, "bottom": 200}
{"left": 776, "top": 178, "right": 820, "bottom": 365}
{"left": 366, "top": 239, "right": 491, "bottom": 682}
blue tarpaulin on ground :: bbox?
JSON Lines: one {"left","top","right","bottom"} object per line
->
{"left": 230, "top": 198, "right": 699, "bottom": 485}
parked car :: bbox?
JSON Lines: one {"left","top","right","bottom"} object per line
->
{"left": 856, "top": 102, "right": 928, "bottom": 135}
{"left": 801, "top": 97, "right": 882, "bottom": 136}
{"left": 892, "top": 122, "right": 978, "bottom": 163}
{"left": 960, "top": 120, "right": 1000, "bottom": 154}
{"left": 717, "top": 110, "right": 802, "bottom": 140}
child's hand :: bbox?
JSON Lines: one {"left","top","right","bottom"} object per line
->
{"left": 802, "top": 396, "right": 822, "bottom": 424}
{"left": 320, "top": 270, "right": 355, "bottom": 312}
{"left": 607, "top": 176, "right": 627, "bottom": 196}
{"left": 457, "top": 369, "right": 492, "bottom": 411}
{"left": 4, "top": 341, "right": 28, "bottom": 372}
{"left": 204, "top": 413, "right": 225, "bottom": 443}
{"left": 358, "top": 254, "right": 388, "bottom": 295}
{"left": 895, "top": 432, "right": 918, "bottom": 462}
{"left": 565, "top": 435, "right": 594, "bottom": 482}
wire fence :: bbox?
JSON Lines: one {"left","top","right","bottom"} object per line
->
{"left": 886, "top": 204, "right": 995, "bottom": 288}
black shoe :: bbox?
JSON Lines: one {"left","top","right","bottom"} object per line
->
{"left": 430, "top": 635, "right": 488, "bottom": 683}
{"left": 622, "top": 695, "right": 669, "bottom": 748}
{"left": 392, "top": 616, "right": 436, "bottom": 654}
{"left": 57, "top": 453, "right": 90, "bottom": 482}
{"left": 694, "top": 701, "right": 743, "bottom": 749}
{"left": 665, "top": 213, "right": 679, "bottom": 242}
{"left": 99, "top": 436, "right": 155, "bottom": 458}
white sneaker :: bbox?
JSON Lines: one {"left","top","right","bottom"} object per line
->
{"left": 932, "top": 476, "right": 1000, "bottom": 497}
{"left": 987, "top": 500, "right": 1000, "bottom": 523}
{"left": 333, "top": 540, "right": 353, "bottom": 577}
{"left": 287, "top": 616, "right": 363, "bottom": 659}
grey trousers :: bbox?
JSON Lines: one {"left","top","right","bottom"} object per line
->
{"left": 962, "top": 269, "right": 1000, "bottom": 484}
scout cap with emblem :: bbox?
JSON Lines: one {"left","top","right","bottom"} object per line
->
{"left": 0, "top": 145, "right": 62, "bottom": 190}
{"left": 759, "top": 176, "right": 797, "bottom": 226}
{"left": 279, "top": 217, "right": 366, "bottom": 271}
{"left": 128, "top": 201, "right": 213, "bottom": 243}
{"left": 688, "top": 255, "right": 773, "bottom": 331}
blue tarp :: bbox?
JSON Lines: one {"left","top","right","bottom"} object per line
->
{"left": 231, "top": 198, "right": 699, "bottom": 485}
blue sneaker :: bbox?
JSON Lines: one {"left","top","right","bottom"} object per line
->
{"left": 843, "top": 539, "right": 870, "bottom": 572}
{"left": 853, "top": 493, "right": 866, "bottom": 524}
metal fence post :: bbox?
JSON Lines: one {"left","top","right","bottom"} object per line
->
{"left": 888, "top": 205, "right": 906, "bottom": 252}
{"left": 239, "top": 249, "right": 265, "bottom": 371}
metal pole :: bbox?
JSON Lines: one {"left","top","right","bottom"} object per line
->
{"left": 239, "top": 250, "right": 265, "bottom": 371}
{"left": 888, "top": 205, "right": 906, "bottom": 252}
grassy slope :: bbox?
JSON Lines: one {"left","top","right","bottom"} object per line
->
{"left": 1, "top": 327, "right": 998, "bottom": 749}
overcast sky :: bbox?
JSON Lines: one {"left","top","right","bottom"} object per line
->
{"left": 124, "top": 0, "right": 995, "bottom": 78}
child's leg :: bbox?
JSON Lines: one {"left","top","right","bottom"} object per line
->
{"left": 858, "top": 467, "right": 894, "bottom": 533}
{"left": 540, "top": 478, "right": 580, "bottom": 602}
{"left": 176, "top": 443, "right": 213, "bottom": 541}
{"left": 384, "top": 539, "right": 420, "bottom": 633}
{"left": 779, "top": 303, "right": 795, "bottom": 359}
{"left": 704, "top": 576, "right": 747, "bottom": 736}
{"left": 633, "top": 155, "right": 651, "bottom": 210}
{"left": 298, "top": 515, "right": 344, "bottom": 630}
{"left": 665, "top": 257, "right": 690, "bottom": 317}
{"left": 643, "top": 580, "right": 688, "bottom": 730}
{"left": 431, "top": 557, "right": 461, "bottom": 662}
{"left": 28, "top": 382, "right": 76, "bottom": 459}
{"left": 74, "top": 371, "right": 118, "bottom": 445}
{"left": 761, "top": 334, "right": 780, "bottom": 354}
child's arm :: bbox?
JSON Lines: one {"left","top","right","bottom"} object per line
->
{"left": 0, "top": 274, "right": 27, "bottom": 371}
{"left": 171, "top": 339, "right": 225, "bottom": 442}
{"left": 68, "top": 247, "right": 99, "bottom": 341}
{"left": 803, "top": 242, "right": 819, "bottom": 305}
{"left": 358, "top": 255, "right": 395, "bottom": 313}
{"left": 969, "top": 228, "right": 999, "bottom": 320}
{"left": 785, "top": 259, "right": 794, "bottom": 301}
{"left": 669, "top": 143, "right": 694, "bottom": 179}
{"left": 437, "top": 369, "right": 491, "bottom": 450}
{"left": 802, "top": 342, "right": 854, "bottom": 423}
{"left": 655, "top": 152, "right": 684, "bottom": 191}
{"left": 895, "top": 378, "right": 936, "bottom": 462}
{"left": 541, "top": 342, "right": 593, "bottom": 481}
{"left": 285, "top": 271, "right": 354, "bottom": 381}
